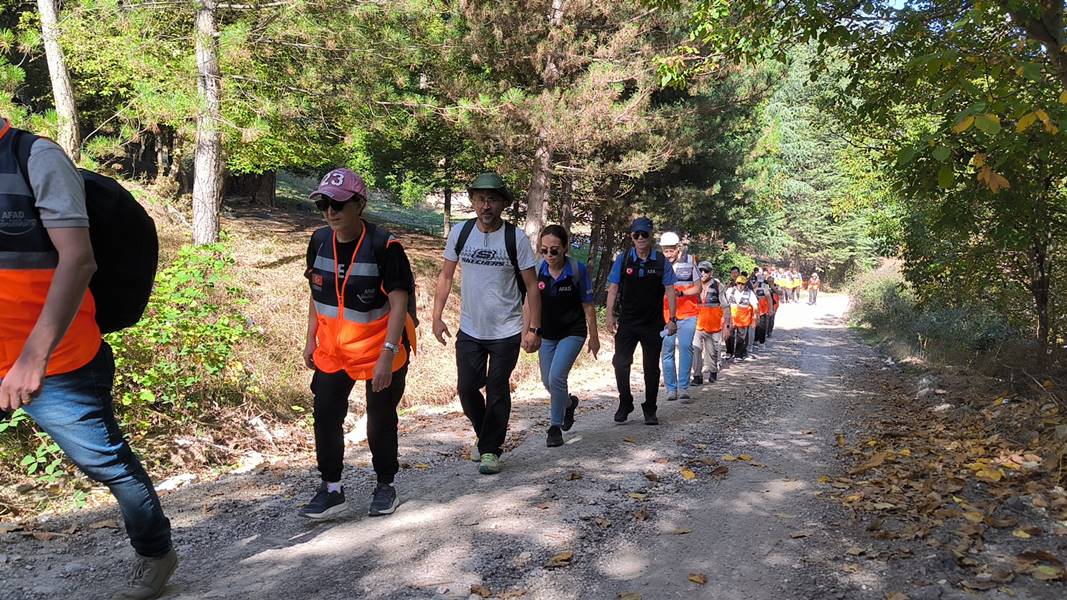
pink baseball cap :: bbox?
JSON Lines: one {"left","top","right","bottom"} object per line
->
{"left": 309, "top": 168, "right": 368, "bottom": 203}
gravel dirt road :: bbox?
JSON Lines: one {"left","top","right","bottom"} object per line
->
{"left": 5, "top": 295, "right": 1055, "bottom": 600}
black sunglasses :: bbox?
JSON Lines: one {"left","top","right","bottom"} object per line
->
{"left": 698, "top": 268, "right": 711, "bottom": 273}
{"left": 540, "top": 247, "right": 561, "bottom": 256}
{"left": 631, "top": 231, "right": 649, "bottom": 239}
{"left": 315, "top": 197, "right": 349, "bottom": 213}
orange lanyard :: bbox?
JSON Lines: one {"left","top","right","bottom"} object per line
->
{"left": 332, "top": 224, "right": 366, "bottom": 319}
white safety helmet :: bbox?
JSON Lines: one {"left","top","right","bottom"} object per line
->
{"left": 659, "top": 231, "right": 680, "bottom": 247}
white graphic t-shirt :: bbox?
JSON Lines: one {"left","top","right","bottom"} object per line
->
{"left": 444, "top": 221, "right": 537, "bottom": 340}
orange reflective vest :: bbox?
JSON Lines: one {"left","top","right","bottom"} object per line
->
{"left": 695, "top": 280, "right": 725, "bottom": 333}
{"left": 0, "top": 121, "right": 100, "bottom": 378}
{"left": 727, "top": 288, "right": 756, "bottom": 328}
{"left": 307, "top": 222, "right": 416, "bottom": 380}
{"left": 663, "top": 254, "right": 699, "bottom": 321}
{"left": 755, "top": 284, "right": 771, "bottom": 316}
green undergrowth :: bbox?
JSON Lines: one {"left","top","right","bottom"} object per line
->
{"left": 847, "top": 268, "right": 1026, "bottom": 370}
{"left": 0, "top": 243, "right": 256, "bottom": 517}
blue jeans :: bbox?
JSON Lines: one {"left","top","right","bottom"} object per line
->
{"left": 17, "top": 343, "right": 172, "bottom": 557}
{"left": 539, "top": 336, "right": 585, "bottom": 427}
{"left": 661, "top": 316, "right": 697, "bottom": 393}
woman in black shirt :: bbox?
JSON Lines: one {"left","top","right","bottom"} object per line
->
{"left": 535, "top": 225, "right": 599, "bottom": 447}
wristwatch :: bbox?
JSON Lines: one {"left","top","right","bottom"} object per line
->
{"left": 669, "top": 317, "right": 678, "bottom": 323}
{"left": 528, "top": 327, "right": 543, "bottom": 336}
{"left": 383, "top": 341, "right": 399, "bottom": 354}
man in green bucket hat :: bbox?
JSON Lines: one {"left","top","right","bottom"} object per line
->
{"left": 432, "top": 172, "right": 542, "bottom": 475}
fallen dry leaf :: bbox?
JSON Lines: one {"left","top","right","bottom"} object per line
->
{"left": 627, "top": 492, "right": 647, "bottom": 501}
{"left": 413, "top": 463, "right": 430, "bottom": 470}
{"left": 846, "top": 546, "right": 865, "bottom": 556}
{"left": 618, "top": 594, "right": 642, "bottom": 600}
{"left": 470, "top": 584, "right": 492, "bottom": 598}
{"left": 634, "top": 509, "right": 650, "bottom": 521}
{"left": 688, "top": 573, "right": 708, "bottom": 585}
{"left": 721, "top": 454, "right": 737, "bottom": 462}
{"left": 985, "top": 515, "right": 1017, "bottom": 529}
{"left": 88, "top": 519, "right": 119, "bottom": 530}
{"left": 644, "top": 471, "right": 660, "bottom": 482}
{"left": 790, "top": 529, "right": 815, "bottom": 539}
{"left": 545, "top": 551, "right": 574, "bottom": 568}
{"left": 29, "top": 531, "right": 60, "bottom": 542}
{"left": 836, "top": 433, "right": 847, "bottom": 447}
{"left": 670, "top": 528, "right": 692, "bottom": 535}
{"left": 710, "top": 466, "right": 729, "bottom": 477}
{"left": 1012, "top": 528, "right": 1032, "bottom": 539}
{"left": 850, "top": 451, "right": 887, "bottom": 475}
{"left": 567, "top": 471, "right": 582, "bottom": 481}
{"left": 623, "top": 437, "right": 636, "bottom": 444}
{"left": 680, "top": 468, "right": 697, "bottom": 481}
{"left": 886, "top": 593, "right": 909, "bottom": 600}
{"left": 595, "top": 517, "right": 612, "bottom": 529}
{"left": 738, "top": 453, "right": 753, "bottom": 462}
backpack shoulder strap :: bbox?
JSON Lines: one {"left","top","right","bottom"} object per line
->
{"left": 504, "top": 221, "right": 526, "bottom": 299}
{"left": 453, "top": 218, "right": 477, "bottom": 258}
{"left": 13, "top": 129, "right": 38, "bottom": 189}
{"left": 567, "top": 256, "right": 581, "bottom": 289}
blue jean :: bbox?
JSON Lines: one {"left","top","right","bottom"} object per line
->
{"left": 539, "top": 336, "right": 585, "bottom": 427}
{"left": 661, "top": 316, "right": 697, "bottom": 393}
{"left": 17, "top": 343, "right": 172, "bottom": 557}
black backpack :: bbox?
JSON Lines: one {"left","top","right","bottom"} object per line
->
{"left": 453, "top": 218, "right": 527, "bottom": 303}
{"left": 15, "top": 130, "right": 159, "bottom": 334}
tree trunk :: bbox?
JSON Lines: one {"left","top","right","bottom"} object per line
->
{"left": 593, "top": 219, "right": 618, "bottom": 306}
{"left": 588, "top": 203, "right": 603, "bottom": 271}
{"left": 37, "top": 0, "right": 80, "bottom": 161}
{"left": 525, "top": 134, "right": 551, "bottom": 246}
{"left": 192, "top": 0, "right": 224, "bottom": 245}
{"left": 226, "top": 171, "right": 276, "bottom": 205}
{"left": 561, "top": 176, "right": 574, "bottom": 232}
{"left": 524, "top": 0, "right": 566, "bottom": 248}
{"left": 443, "top": 188, "right": 452, "bottom": 238}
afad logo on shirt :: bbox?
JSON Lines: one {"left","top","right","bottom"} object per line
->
{"left": 538, "top": 281, "right": 546, "bottom": 290}
{"left": 626, "top": 267, "right": 634, "bottom": 275}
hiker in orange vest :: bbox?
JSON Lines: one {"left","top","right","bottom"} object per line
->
{"left": 691, "top": 261, "right": 730, "bottom": 386}
{"left": 659, "top": 232, "right": 700, "bottom": 401}
{"left": 725, "top": 276, "right": 757, "bottom": 360}
{"left": 808, "top": 272, "right": 821, "bottom": 305}
{"left": 301, "top": 168, "right": 418, "bottom": 520}
{"left": 753, "top": 271, "right": 774, "bottom": 348}
{"left": 767, "top": 275, "right": 782, "bottom": 338}
{"left": 0, "top": 119, "right": 176, "bottom": 599}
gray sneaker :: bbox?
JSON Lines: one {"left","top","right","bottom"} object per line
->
{"left": 680, "top": 391, "right": 692, "bottom": 404}
{"left": 111, "top": 548, "right": 178, "bottom": 600}
{"left": 368, "top": 483, "right": 399, "bottom": 516}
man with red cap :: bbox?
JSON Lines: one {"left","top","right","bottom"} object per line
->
{"left": 300, "top": 168, "right": 417, "bottom": 519}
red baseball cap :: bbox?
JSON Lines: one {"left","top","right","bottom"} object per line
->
{"left": 309, "top": 168, "right": 368, "bottom": 203}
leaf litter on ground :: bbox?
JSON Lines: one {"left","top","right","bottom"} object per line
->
{"left": 828, "top": 369, "right": 1067, "bottom": 586}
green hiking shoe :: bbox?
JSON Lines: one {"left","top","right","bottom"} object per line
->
{"left": 111, "top": 548, "right": 178, "bottom": 600}
{"left": 478, "top": 453, "right": 502, "bottom": 475}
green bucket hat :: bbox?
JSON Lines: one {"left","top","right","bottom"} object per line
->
{"left": 468, "top": 172, "right": 514, "bottom": 203}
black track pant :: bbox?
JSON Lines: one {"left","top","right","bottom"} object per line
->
{"left": 612, "top": 323, "right": 664, "bottom": 412}
{"left": 456, "top": 331, "right": 522, "bottom": 457}
{"left": 312, "top": 364, "right": 408, "bottom": 484}
{"left": 726, "top": 327, "right": 750, "bottom": 359}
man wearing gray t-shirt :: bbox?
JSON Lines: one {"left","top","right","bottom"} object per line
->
{"left": 432, "top": 172, "right": 541, "bottom": 475}
{"left": 0, "top": 120, "right": 175, "bottom": 599}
